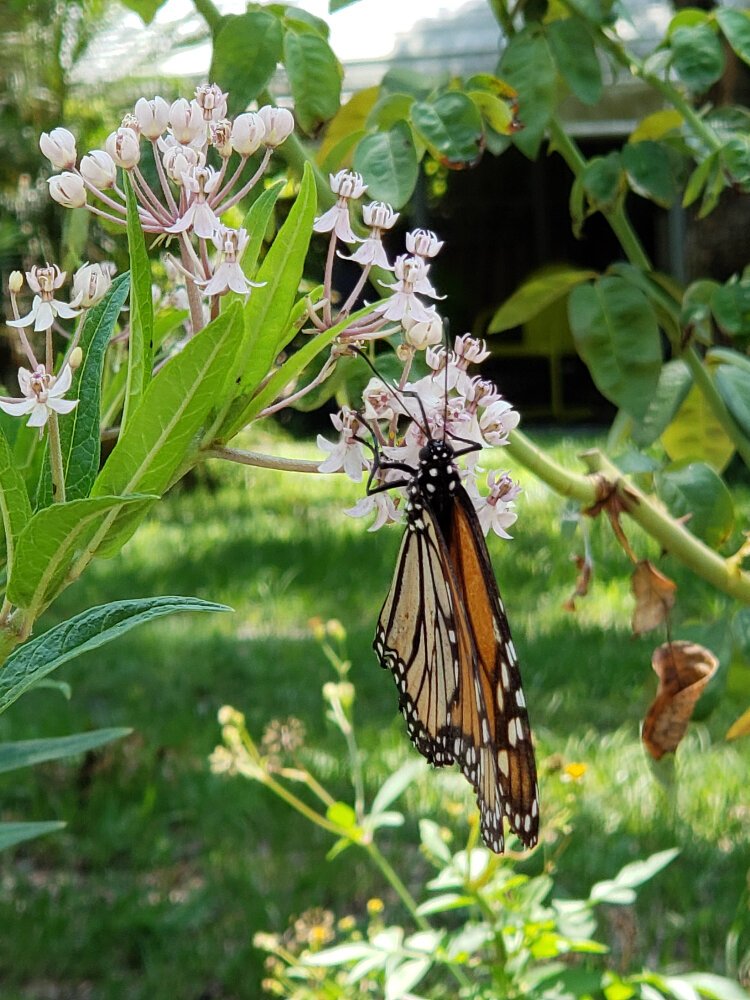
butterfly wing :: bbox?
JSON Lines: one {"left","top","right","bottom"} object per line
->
{"left": 444, "top": 486, "right": 539, "bottom": 850}
{"left": 374, "top": 518, "right": 458, "bottom": 768}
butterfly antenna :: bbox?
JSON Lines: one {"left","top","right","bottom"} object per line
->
{"left": 350, "top": 345, "right": 430, "bottom": 439}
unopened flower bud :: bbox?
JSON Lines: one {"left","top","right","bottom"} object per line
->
{"left": 195, "top": 83, "right": 228, "bottom": 122}
{"left": 403, "top": 311, "right": 443, "bottom": 350}
{"left": 9, "top": 271, "right": 24, "bottom": 294}
{"left": 68, "top": 346, "right": 83, "bottom": 370}
{"left": 105, "top": 127, "right": 141, "bottom": 169}
{"left": 209, "top": 119, "right": 233, "bottom": 158}
{"left": 48, "top": 172, "right": 87, "bottom": 208}
{"left": 134, "top": 96, "right": 170, "bottom": 139}
{"left": 39, "top": 127, "right": 77, "bottom": 170}
{"left": 80, "top": 149, "right": 117, "bottom": 189}
{"left": 257, "top": 106, "right": 294, "bottom": 147}
{"left": 231, "top": 112, "right": 266, "bottom": 156}
{"left": 169, "top": 98, "right": 204, "bottom": 144}
{"left": 72, "top": 262, "right": 113, "bottom": 307}
{"left": 162, "top": 143, "right": 201, "bottom": 184}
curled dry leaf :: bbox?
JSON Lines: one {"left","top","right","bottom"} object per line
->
{"left": 642, "top": 640, "right": 718, "bottom": 760}
{"left": 631, "top": 560, "right": 677, "bottom": 636}
{"left": 563, "top": 553, "right": 592, "bottom": 612}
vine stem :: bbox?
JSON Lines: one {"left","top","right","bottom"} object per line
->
{"left": 203, "top": 446, "right": 325, "bottom": 474}
{"left": 47, "top": 413, "right": 66, "bottom": 503}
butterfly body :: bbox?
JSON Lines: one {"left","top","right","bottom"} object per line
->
{"left": 373, "top": 437, "right": 539, "bottom": 853}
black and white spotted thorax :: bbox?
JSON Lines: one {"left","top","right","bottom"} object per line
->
{"left": 406, "top": 439, "right": 460, "bottom": 533}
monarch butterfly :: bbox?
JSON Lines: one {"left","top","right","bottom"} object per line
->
{"left": 370, "top": 401, "right": 539, "bottom": 853}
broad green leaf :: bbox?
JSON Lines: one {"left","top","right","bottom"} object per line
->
{"left": 657, "top": 461, "right": 734, "bottom": 547}
{"left": 631, "top": 360, "right": 692, "bottom": 447}
{"left": 326, "top": 800, "right": 358, "bottom": 829}
{"left": 568, "top": 277, "right": 661, "bottom": 420}
{"left": 366, "top": 92, "right": 417, "bottom": 131}
{"left": 385, "top": 958, "right": 431, "bottom": 1000}
{"left": 0, "top": 727, "right": 131, "bottom": 774}
{"left": 467, "top": 90, "right": 513, "bottom": 134}
{"left": 211, "top": 11, "right": 284, "bottom": 116}
{"left": 38, "top": 273, "right": 131, "bottom": 508}
{"left": 217, "top": 167, "right": 316, "bottom": 439}
{"left": 410, "top": 92, "right": 483, "bottom": 166}
{"left": 661, "top": 382, "right": 735, "bottom": 472}
{"left": 711, "top": 278, "right": 750, "bottom": 336}
{"left": 239, "top": 181, "right": 285, "bottom": 283}
{"left": 715, "top": 365, "right": 750, "bottom": 439}
{"left": 318, "top": 86, "right": 379, "bottom": 168}
{"left": 499, "top": 30, "right": 556, "bottom": 158}
{"left": 91, "top": 304, "right": 244, "bottom": 557}
{"left": 0, "top": 821, "right": 65, "bottom": 851}
{"left": 622, "top": 141, "right": 679, "bottom": 207}
{"left": 588, "top": 880, "right": 637, "bottom": 905}
{"left": 283, "top": 9, "right": 330, "bottom": 39}
{"left": 489, "top": 267, "right": 596, "bottom": 332}
{"left": 630, "top": 109, "right": 683, "bottom": 142}
{"left": 582, "top": 153, "right": 624, "bottom": 211}
{"left": 0, "top": 596, "right": 230, "bottom": 714}
{"left": 353, "top": 121, "right": 418, "bottom": 207}
{"left": 231, "top": 301, "right": 380, "bottom": 428}
{"left": 0, "top": 425, "right": 31, "bottom": 580}
{"left": 283, "top": 24, "right": 342, "bottom": 134}
{"left": 682, "top": 279, "right": 720, "bottom": 344}
{"left": 371, "top": 760, "right": 422, "bottom": 815}
{"left": 670, "top": 24, "right": 725, "bottom": 92}
{"left": 123, "top": 174, "right": 154, "bottom": 429}
{"left": 546, "top": 17, "right": 602, "bottom": 105}
{"left": 613, "top": 848, "right": 680, "bottom": 889}
{"left": 417, "top": 892, "right": 473, "bottom": 916}
{"left": 721, "top": 136, "right": 750, "bottom": 192}
{"left": 716, "top": 9, "right": 750, "bottom": 67}
{"left": 7, "top": 494, "right": 155, "bottom": 613}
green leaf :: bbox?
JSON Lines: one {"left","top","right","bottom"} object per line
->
{"left": 353, "top": 121, "right": 418, "bottom": 207}
{"left": 683, "top": 151, "right": 719, "bottom": 209}
{"left": 319, "top": 86, "right": 380, "bottom": 168}
{"left": 670, "top": 24, "right": 725, "bottom": 92}
{"left": 218, "top": 167, "right": 317, "bottom": 440}
{"left": 326, "top": 801, "right": 358, "bottom": 829}
{"left": 622, "top": 141, "right": 680, "bottom": 207}
{"left": 0, "top": 728, "right": 131, "bottom": 774}
{"left": 38, "top": 273, "right": 131, "bottom": 508}
{"left": 211, "top": 11, "right": 284, "bottom": 116}
{"left": 91, "top": 304, "right": 244, "bottom": 557}
{"left": 582, "top": 153, "right": 624, "bottom": 211}
{"left": 419, "top": 819, "right": 452, "bottom": 864}
{"left": 631, "top": 360, "right": 692, "bottom": 447}
{"left": 0, "top": 596, "right": 230, "bottom": 715}
{"left": 716, "top": 9, "right": 750, "bottom": 68}
{"left": 488, "top": 267, "right": 596, "bottom": 332}
{"left": 546, "top": 18, "right": 602, "bottom": 105}
{"left": 366, "top": 92, "right": 417, "bottom": 131}
{"left": 721, "top": 136, "right": 750, "bottom": 193}
{"left": 715, "top": 364, "right": 750, "bottom": 439}
{"left": 123, "top": 175, "right": 154, "bottom": 428}
{"left": 239, "top": 181, "right": 285, "bottom": 283}
{"left": 711, "top": 278, "right": 750, "bottom": 336}
{"left": 682, "top": 279, "right": 720, "bottom": 344}
{"left": 612, "top": 847, "right": 680, "bottom": 889}
{"left": 588, "top": 880, "right": 637, "bottom": 905}
{"left": 0, "top": 821, "right": 65, "bottom": 851}
{"left": 675, "top": 972, "right": 750, "bottom": 1000}
{"left": 499, "top": 29, "right": 556, "bottom": 158}
{"left": 661, "top": 382, "right": 735, "bottom": 472}
{"left": 0, "top": 425, "right": 31, "bottom": 580}
{"left": 657, "top": 461, "right": 734, "bottom": 547}
{"left": 233, "top": 301, "right": 381, "bottom": 428}
{"left": 568, "top": 277, "right": 662, "bottom": 420}
{"left": 410, "top": 92, "right": 483, "bottom": 166}
{"left": 302, "top": 942, "right": 376, "bottom": 966}
{"left": 7, "top": 494, "right": 156, "bottom": 613}
{"left": 467, "top": 90, "right": 513, "bottom": 135}
{"left": 371, "top": 760, "right": 422, "bottom": 815}
{"left": 385, "top": 957, "right": 431, "bottom": 1000}
{"left": 283, "top": 24, "right": 342, "bottom": 134}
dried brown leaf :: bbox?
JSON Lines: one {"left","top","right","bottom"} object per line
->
{"left": 642, "top": 640, "right": 718, "bottom": 760}
{"left": 563, "top": 554, "right": 592, "bottom": 612}
{"left": 631, "top": 560, "right": 677, "bottom": 636}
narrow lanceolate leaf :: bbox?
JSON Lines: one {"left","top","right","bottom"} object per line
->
{"left": 123, "top": 173, "right": 154, "bottom": 429}
{"left": 232, "top": 301, "right": 381, "bottom": 429}
{"left": 225, "top": 164, "right": 316, "bottom": 411}
{"left": 0, "top": 425, "right": 31, "bottom": 581}
{"left": 7, "top": 494, "right": 156, "bottom": 613}
{"left": 239, "top": 181, "right": 285, "bottom": 283}
{"left": 499, "top": 29, "right": 556, "bottom": 159}
{"left": 568, "top": 276, "right": 661, "bottom": 421}
{"left": 353, "top": 121, "right": 419, "bottom": 208}
{"left": 283, "top": 23, "right": 343, "bottom": 134}
{"left": 37, "top": 273, "right": 131, "bottom": 508}
{"left": 91, "top": 303, "right": 244, "bottom": 557}
{"left": 0, "top": 596, "right": 230, "bottom": 715}
{"left": 0, "top": 822, "right": 65, "bottom": 851}
{"left": 0, "top": 728, "right": 131, "bottom": 774}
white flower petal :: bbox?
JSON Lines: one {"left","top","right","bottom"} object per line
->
{"left": 0, "top": 398, "right": 36, "bottom": 417}
{"left": 26, "top": 403, "right": 51, "bottom": 428}
{"left": 47, "top": 397, "right": 78, "bottom": 415}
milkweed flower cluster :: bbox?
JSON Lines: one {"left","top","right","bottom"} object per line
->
{"left": 39, "top": 84, "right": 293, "bottom": 313}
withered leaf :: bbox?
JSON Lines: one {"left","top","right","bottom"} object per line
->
{"left": 631, "top": 560, "right": 677, "bottom": 636}
{"left": 642, "top": 640, "right": 718, "bottom": 760}
{"left": 563, "top": 554, "right": 592, "bottom": 612}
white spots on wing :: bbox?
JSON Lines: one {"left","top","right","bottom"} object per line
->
{"left": 501, "top": 661, "right": 510, "bottom": 690}
{"left": 531, "top": 798, "right": 539, "bottom": 818}
{"left": 524, "top": 813, "right": 532, "bottom": 833}
{"left": 508, "top": 718, "right": 518, "bottom": 748}
{"left": 507, "top": 640, "right": 517, "bottom": 664}
{"left": 497, "top": 749, "right": 509, "bottom": 777}
{"left": 481, "top": 718, "right": 490, "bottom": 742}
{"left": 515, "top": 688, "right": 526, "bottom": 708}
{"left": 429, "top": 467, "right": 438, "bottom": 477}
{"left": 454, "top": 737, "right": 461, "bottom": 756}
{"left": 514, "top": 811, "right": 521, "bottom": 830}
{"left": 496, "top": 684, "right": 504, "bottom": 710}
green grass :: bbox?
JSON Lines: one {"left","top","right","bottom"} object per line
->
{"left": 0, "top": 426, "right": 748, "bottom": 999}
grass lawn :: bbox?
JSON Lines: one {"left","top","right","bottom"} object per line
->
{"left": 0, "top": 426, "right": 748, "bottom": 999}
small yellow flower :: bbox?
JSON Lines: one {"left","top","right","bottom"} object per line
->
{"left": 308, "top": 616, "right": 326, "bottom": 642}
{"left": 366, "top": 898, "right": 384, "bottom": 916}
{"left": 337, "top": 915, "right": 356, "bottom": 932}
{"left": 562, "top": 762, "right": 587, "bottom": 783}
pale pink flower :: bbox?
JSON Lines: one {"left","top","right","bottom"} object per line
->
{"left": 472, "top": 471, "right": 521, "bottom": 538}
{"left": 231, "top": 113, "right": 266, "bottom": 155}
{"left": 169, "top": 99, "right": 205, "bottom": 145}
{"left": 80, "top": 150, "right": 117, "bottom": 189}
{"left": 314, "top": 171, "right": 367, "bottom": 243}
{"left": 135, "top": 97, "right": 170, "bottom": 139}
{"left": 72, "top": 262, "right": 113, "bottom": 308}
{"left": 105, "top": 127, "right": 141, "bottom": 169}
{"left": 0, "top": 364, "right": 78, "bottom": 428}
{"left": 257, "top": 106, "right": 294, "bottom": 146}
{"left": 161, "top": 141, "right": 204, "bottom": 185}
{"left": 48, "top": 172, "right": 86, "bottom": 208}
{"left": 8, "top": 264, "right": 81, "bottom": 332}
{"left": 480, "top": 398, "right": 520, "bottom": 445}
{"left": 167, "top": 166, "right": 221, "bottom": 238}
{"left": 375, "top": 256, "right": 438, "bottom": 324}
{"left": 194, "top": 83, "right": 228, "bottom": 122}
{"left": 344, "top": 492, "right": 401, "bottom": 531}
{"left": 210, "top": 120, "right": 233, "bottom": 158}
{"left": 402, "top": 310, "right": 443, "bottom": 350}
{"left": 39, "top": 128, "right": 77, "bottom": 170}
{"left": 317, "top": 408, "right": 369, "bottom": 481}
{"left": 406, "top": 229, "right": 444, "bottom": 259}
{"left": 198, "top": 226, "right": 265, "bottom": 296}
